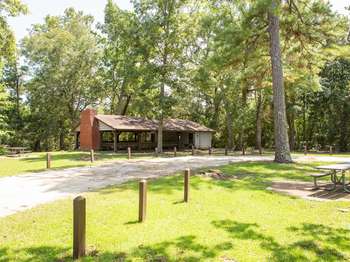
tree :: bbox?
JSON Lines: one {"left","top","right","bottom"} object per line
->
{"left": 268, "top": 1, "right": 292, "bottom": 162}
{"left": 132, "top": 0, "right": 189, "bottom": 153}
{"left": 0, "top": 0, "right": 27, "bottom": 144}
{"left": 22, "top": 8, "right": 101, "bottom": 150}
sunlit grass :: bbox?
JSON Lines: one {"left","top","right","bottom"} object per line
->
{"left": 0, "top": 161, "right": 349, "bottom": 261}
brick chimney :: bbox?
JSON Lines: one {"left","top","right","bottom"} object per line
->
{"left": 79, "top": 108, "right": 100, "bottom": 150}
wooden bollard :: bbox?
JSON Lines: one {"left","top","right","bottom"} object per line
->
{"left": 128, "top": 147, "right": 131, "bottom": 160}
{"left": 90, "top": 149, "right": 94, "bottom": 163}
{"left": 139, "top": 180, "right": 147, "bottom": 223}
{"left": 184, "top": 169, "right": 190, "bottom": 202}
{"left": 73, "top": 196, "right": 86, "bottom": 260}
{"left": 225, "top": 147, "right": 228, "bottom": 156}
{"left": 46, "top": 153, "right": 51, "bottom": 169}
{"left": 209, "top": 147, "right": 212, "bottom": 155}
{"left": 330, "top": 146, "right": 333, "bottom": 155}
{"left": 174, "top": 146, "right": 177, "bottom": 157}
{"left": 304, "top": 145, "right": 307, "bottom": 155}
{"left": 191, "top": 145, "right": 195, "bottom": 156}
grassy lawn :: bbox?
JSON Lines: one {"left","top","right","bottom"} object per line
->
{"left": 0, "top": 151, "right": 155, "bottom": 177}
{"left": 1, "top": 161, "right": 350, "bottom": 261}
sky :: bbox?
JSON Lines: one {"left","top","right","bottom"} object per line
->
{"left": 8, "top": 0, "right": 349, "bottom": 42}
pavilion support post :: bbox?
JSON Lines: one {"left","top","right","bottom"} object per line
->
{"left": 114, "top": 131, "right": 118, "bottom": 153}
{"left": 137, "top": 132, "right": 141, "bottom": 151}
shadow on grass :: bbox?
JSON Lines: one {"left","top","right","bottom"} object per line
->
{"left": 0, "top": 246, "right": 70, "bottom": 262}
{"left": 1, "top": 236, "right": 234, "bottom": 261}
{"left": 212, "top": 219, "right": 349, "bottom": 261}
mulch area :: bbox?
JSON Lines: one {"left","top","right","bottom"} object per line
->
{"left": 268, "top": 181, "right": 350, "bottom": 201}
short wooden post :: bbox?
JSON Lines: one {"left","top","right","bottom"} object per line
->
{"left": 209, "top": 147, "right": 212, "bottom": 155}
{"left": 330, "top": 145, "right": 333, "bottom": 155}
{"left": 184, "top": 169, "right": 190, "bottom": 202}
{"left": 128, "top": 147, "right": 131, "bottom": 160}
{"left": 174, "top": 146, "right": 177, "bottom": 157}
{"left": 304, "top": 145, "right": 307, "bottom": 155}
{"left": 191, "top": 145, "right": 195, "bottom": 156}
{"left": 225, "top": 147, "right": 228, "bottom": 156}
{"left": 73, "top": 196, "right": 86, "bottom": 260}
{"left": 90, "top": 149, "right": 94, "bottom": 163}
{"left": 155, "top": 147, "right": 158, "bottom": 157}
{"left": 46, "top": 153, "right": 51, "bottom": 169}
{"left": 242, "top": 146, "right": 246, "bottom": 156}
{"left": 139, "top": 180, "right": 147, "bottom": 223}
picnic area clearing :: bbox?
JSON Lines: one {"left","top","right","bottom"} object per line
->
{"left": 1, "top": 161, "right": 349, "bottom": 261}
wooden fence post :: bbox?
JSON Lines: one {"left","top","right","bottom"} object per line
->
{"left": 184, "top": 169, "right": 190, "bottom": 202}
{"left": 191, "top": 145, "right": 195, "bottom": 156}
{"left": 225, "top": 147, "right": 228, "bottom": 156}
{"left": 209, "top": 147, "right": 212, "bottom": 155}
{"left": 128, "top": 147, "right": 131, "bottom": 160}
{"left": 46, "top": 153, "right": 51, "bottom": 169}
{"left": 330, "top": 145, "right": 333, "bottom": 155}
{"left": 304, "top": 145, "right": 307, "bottom": 155}
{"left": 90, "top": 149, "right": 94, "bottom": 163}
{"left": 139, "top": 179, "right": 147, "bottom": 223}
{"left": 174, "top": 146, "right": 177, "bottom": 157}
{"left": 73, "top": 196, "right": 86, "bottom": 260}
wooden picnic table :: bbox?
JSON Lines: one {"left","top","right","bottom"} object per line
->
{"left": 7, "top": 147, "right": 29, "bottom": 155}
{"left": 316, "top": 163, "right": 350, "bottom": 193}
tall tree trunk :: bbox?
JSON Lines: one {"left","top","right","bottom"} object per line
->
{"left": 268, "top": 1, "right": 292, "bottom": 163}
{"left": 256, "top": 90, "right": 263, "bottom": 154}
{"left": 157, "top": 82, "right": 164, "bottom": 153}
{"left": 226, "top": 109, "right": 234, "bottom": 150}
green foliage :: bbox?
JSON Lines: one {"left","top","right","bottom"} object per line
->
{"left": 21, "top": 8, "right": 101, "bottom": 150}
{"left": 1, "top": 0, "right": 350, "bottom": 152}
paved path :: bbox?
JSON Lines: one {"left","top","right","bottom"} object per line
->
{"left": 0, "top": 155, "right": 348, "bottom": 217}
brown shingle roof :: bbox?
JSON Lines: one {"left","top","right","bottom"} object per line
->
{"left": 95, "top": 115, "right": 214, "bottom": 132}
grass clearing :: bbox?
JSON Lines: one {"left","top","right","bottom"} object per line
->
{"left": 0, "top": 151, "right": 154, "bottom": 177}
{"left": 1, "top": 161, "right": 349, "bottom": 261}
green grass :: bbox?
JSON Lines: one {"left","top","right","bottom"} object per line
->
{"left": 1, "top": 161, "right": 350, "bottom": 261}
{"left": 0, "top": 151, "right": 155, "bottom": 177}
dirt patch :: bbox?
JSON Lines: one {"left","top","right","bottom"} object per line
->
{"left": 268, "top": 181, "right": 350, "bottom": 201}
{"left": 198, "top": 169, "right": 238, "bottom": 180}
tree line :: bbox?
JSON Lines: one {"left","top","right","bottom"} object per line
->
{"left": 0, "top": 0, "right": 349, "bottom": 162}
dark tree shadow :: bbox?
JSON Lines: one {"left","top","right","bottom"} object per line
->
{"left": 212, "top": 219, "right": 348, "bottom": 261}
{"left": 0, "top": 246, "right": 70, "bottom": 262}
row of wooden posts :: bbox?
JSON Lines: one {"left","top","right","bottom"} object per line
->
{"left": 45, "top": 145, "right": 336, "bottom": 169}
{"left": 72, "top": 168, "right": 191, "bottom": 259}
{"left": 45, "top": 147, "right": 222, "bottom": 169}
